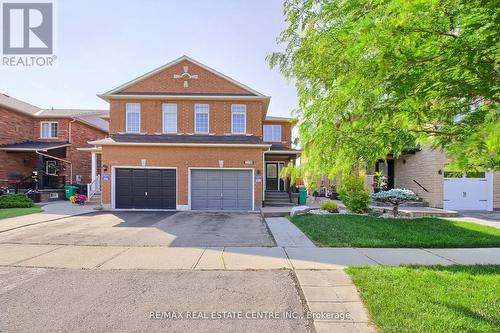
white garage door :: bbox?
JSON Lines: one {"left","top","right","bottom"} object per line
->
{"left": 443, "top": 173, "right": 492, "bottom": 211}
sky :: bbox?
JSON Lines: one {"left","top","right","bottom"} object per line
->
{"left": 0, "top": 0, "right": 298, "bottom": 118}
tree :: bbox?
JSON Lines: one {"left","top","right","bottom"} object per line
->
{"left": 268, "top": 0, "right": 499, "bottom": 176}
{"left": 371, "top": 189, "right": 418, "bottom": 217}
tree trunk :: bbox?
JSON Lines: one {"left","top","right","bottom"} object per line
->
{"left": 392, "top": 205, "right": 399, "bottom": 217}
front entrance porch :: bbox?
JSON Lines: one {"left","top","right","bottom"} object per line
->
{"left": 263, "top": 145, "right": 301, "bottom": 206}
{"left": 265, "top": 162, "right": 286, "bottom": 192}
{"left": 0, "top": 142, "right": 72, "bottom": 199}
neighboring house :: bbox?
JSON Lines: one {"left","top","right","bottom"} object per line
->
{"left": 87, "top": 55, "right": 301, "bottom": 210}
{"left": 375, "top": 148, "right": 499, "bottom": 211}
{"left": 0, "top": 93, "right": 108, "bottom": 201}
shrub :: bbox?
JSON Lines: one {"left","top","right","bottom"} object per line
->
{"left": 371, "top": 189, "right": 418, "bottom": 217}
{"left": 0, "top": 194, "right": 34, "bottom": 208}
{"left": 320, "top": 201, "right": 339, "bottom": 213}
{"left": 338, "top": 174, "right": 370, "bottom": 213}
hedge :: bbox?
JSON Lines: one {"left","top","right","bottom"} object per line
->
{"left": 0, "top": 194, "right": 34, "bottom": 208}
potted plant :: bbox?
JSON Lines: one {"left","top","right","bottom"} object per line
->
{"left": 69, "top": 194, "right": 87, "bottom": 205}
{"left": 373, "top": 171, "right": 387, "bottom": 193}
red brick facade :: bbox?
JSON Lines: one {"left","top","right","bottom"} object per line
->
{"left": 100, "top": 57, "right": 295, "bottom": 210}
{"left": 0, "top": 106, "right": 107, "bottom": 186}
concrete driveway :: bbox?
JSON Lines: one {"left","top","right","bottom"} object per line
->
{"left": 0, "top": 211, "right": 275, "bottom": 247}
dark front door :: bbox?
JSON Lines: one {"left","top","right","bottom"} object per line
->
{"left": 266, "top": 163, "right": 279, "bottom": 191}
{"left": 115, "top": 168, "right": 176, "bottom": 209}
{"left": 387, "top": 160, "right": 395, "bottom": 190}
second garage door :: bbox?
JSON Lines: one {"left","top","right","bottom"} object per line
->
{"left": 191, "top": 169, "right": 253, "bottom": 210}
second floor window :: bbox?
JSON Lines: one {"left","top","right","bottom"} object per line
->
{"left": 195, "top": 104, "right": 209, "bottom": 133}
{"left": 126, "top": 103, "right": 141, "bottom": 133}
{"left": 162, "top": 104, "right": 177, "bottom": 133}
{"left": 231, "top": 104, "right": 246, "bottom": 134}
{"left": 41, "top": 122, "right": 58, "bottom": 138}
{"left": 263, "top": 125, "right": 281, "bottom": 142}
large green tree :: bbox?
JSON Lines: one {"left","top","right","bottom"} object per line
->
{"left": 269, "top": 0, "right": 499, "bottom": 177}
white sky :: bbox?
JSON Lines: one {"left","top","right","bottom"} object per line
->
{"left": 0, "top": 0, "right": 297, "bottom": 118}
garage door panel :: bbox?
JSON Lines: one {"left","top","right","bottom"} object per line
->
{"left": 236, "top": 199, "right": 252, "bottom": 210}
{"left": 237, "top": 190, "right": 252, "bottom": 199}
{"left": 222, "top": 199, "right": 237, "bottom": 210}
{"left": 443, "top": 176, "right": 491, "bottom": 211}
{"left": 115, "top": 168, "right": 176, "bottom": 209}
{"left": 191, "top": 169, "right": 252, "bottom": 210}
{"left": 207, "top": 199, "right": 222, "bottom": 210}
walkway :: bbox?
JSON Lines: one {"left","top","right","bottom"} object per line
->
{"left": 0, "top": 201, "right": 99, "bottom": 233}
{"left": 1, "top": 244, "right": 499, "bottom": 270}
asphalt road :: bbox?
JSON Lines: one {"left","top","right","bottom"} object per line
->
{"left": 0, "top": 267, "right": 312, "bottom": 333}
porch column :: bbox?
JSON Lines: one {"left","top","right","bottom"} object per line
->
{"left": 91, "top": 152, "right": 97, "bottom": 190}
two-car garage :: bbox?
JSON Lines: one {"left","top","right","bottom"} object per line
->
{"left": 113, "top": 167, "right": 254, "bottom": 211}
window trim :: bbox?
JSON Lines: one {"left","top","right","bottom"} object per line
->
{"left": 194, "top": 103, "right": 210, "bottom": 134}
{"left": 231, "top": 104, "right": 246, "bottom": 134}
{"left": 125, "top": 103, "right": 141, "bottom": 134}
{"left": 40, "top": 121, "right": 58, "bottom": 139}
{"left": 263, "top": 124, "right": 282, "bottom": 142}
{"left": 162, "top": 103, "right": 178, "bottom": 134}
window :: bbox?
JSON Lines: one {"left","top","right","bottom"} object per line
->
{"left": 46, "top": 160, "right": 57, "bottom": 175}
{"left": 195, "top": 104, "right": 209, "bottom": 133}
{"left": 231, "top": 104, "right": 246, "bottom": 134}
{"left": 126, "top": 103, "right": 141, "bottom": 133}
{"left": 40, "top": 122, "right": 58, "bottom": 138}
{"left": 162, "top": 104, "right": 177, "bottom": 133}
{"left": 263, "top": 125, "right": 281, "bottom": 142}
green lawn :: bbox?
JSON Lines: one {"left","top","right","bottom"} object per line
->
{"left": 346, "top": 265, "right": 500, "bottom": 333}
{"left": 0, "top": 207, "right": 42, "bottom": 220}
{"left": 290, "top": 214, "right": 500, "bottom": 248}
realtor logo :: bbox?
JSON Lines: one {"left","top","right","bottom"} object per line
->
{"left": 2, "top": 1, "right": 56, "bottom": 67}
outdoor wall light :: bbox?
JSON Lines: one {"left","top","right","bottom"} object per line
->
{"left": 438, "top": 169, "right": 442, "bottom": 175}
{"left": 103, "top": 165, "right": 108, "bottom": 172}
{"left": 256, "top": 170, "right": 261, "bottom": 175}
{"left": 402, "top": 159, "right": 407, "bottom": 164}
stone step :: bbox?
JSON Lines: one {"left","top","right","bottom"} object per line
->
{"left": 371, "top": 200, "right": 429, "bottom": 207}
{"left": 87, "top": 194, "right": 101, "bottom": 204}
{"left": 264, "top": 198, "right": 293, "bottom": 203}
{"left": 265, "top": 192, "right": 290, "bottom": 197}
{"left": 264, "top": 201, "right": 297, "bottom": 207}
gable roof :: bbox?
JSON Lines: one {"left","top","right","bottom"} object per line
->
{"left": 100, "top": 55, "right": 267, "bottom": 97}
{"left": 0, "top": 93, "right": 40, "bottom": 116}
{"left": 0, "top": 93, "right": 109, "bottom": 132}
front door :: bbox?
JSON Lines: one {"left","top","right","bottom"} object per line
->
{"left": 266, "top": 163, "right": 279, "bottom": 191}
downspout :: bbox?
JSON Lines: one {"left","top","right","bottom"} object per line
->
{"left": 68, "top": 118, "right": 77, "bottom": 143}
{"left": 35, "top": 151, "right": 73, "bottom": 186}
{"left": 67, "top": 118, "right": 77, "bottom": 183}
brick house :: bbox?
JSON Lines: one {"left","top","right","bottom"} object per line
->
{"left": 0, "top": 93, "right": 108, "bottom": 201}
{"left": 375, "top": 148, "right": 500, "bottom": 211}
{"left": 87, "top": 56, "right": 301, "bottom": 210}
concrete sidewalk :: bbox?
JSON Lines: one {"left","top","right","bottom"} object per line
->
{"left": 0, "top": 201, "right": 99, "bottom": 233}
{"left": 1, "top": 243, "right": 499, "bottom": 270}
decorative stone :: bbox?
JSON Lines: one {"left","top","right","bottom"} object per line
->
{"left": 290, "top": 205, "right": 310, "bottom": 216}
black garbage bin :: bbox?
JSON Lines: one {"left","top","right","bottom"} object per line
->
{"left": 71, "top": 184, "right": 88, "bottom": 196}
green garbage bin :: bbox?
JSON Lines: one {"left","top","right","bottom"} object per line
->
{"left": 64, "top": 185, "right": 78, "bottom": 200}
{"left": 298, "top": 187, "right": 307, "bottom": 205}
